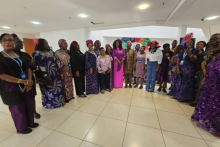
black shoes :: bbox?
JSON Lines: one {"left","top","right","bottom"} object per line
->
{"left": 162, "top": 88, "right": 167, "bottom": 93}
{"left": 157, "top": 87, "right": 161, "bottom": 91}
{"left": 17, "top": 128, "right": 32, "bottom": 134}
{"left": 34, "top": 113, "right": 41, "bottom": 119}
{"left": 29, "top": 123, "right": 39, "bottom": 128}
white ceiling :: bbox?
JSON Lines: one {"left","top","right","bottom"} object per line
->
{"left": 0, "top": 0, "right": 219, "bottom": 35}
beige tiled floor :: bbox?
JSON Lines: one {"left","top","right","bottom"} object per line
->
{"left": 0, "top": 85, "right": 219, "bottom": 147}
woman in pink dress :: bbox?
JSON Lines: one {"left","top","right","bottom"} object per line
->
{"left": 112, "top": 40, "right": 126, "bottom": 88}
{"left": 134, "top": 46, "right": 146, "bottom": 89}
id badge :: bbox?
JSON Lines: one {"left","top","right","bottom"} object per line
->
{"left": 20, "top": 71, "right": 27, "bottom": 80}
{"left": 68, "top": 63, "right": 71, "bottom": 67}
{"left": 180, "top": 61, "right": 184, "bottom": 65}
{"left": 139, "top": 60, "right": 141, "bottom": 63}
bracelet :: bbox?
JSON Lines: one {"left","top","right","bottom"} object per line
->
{"left": 24, "top": 80, "right": 28, "bottom": 85}
{"left": 17, "top": 79, "right": 22, "bottom": 83}
{"left": 43, "top": 74, "right": 47, "bottom": 77}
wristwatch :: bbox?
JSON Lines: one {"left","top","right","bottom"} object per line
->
{"left": 43, "top": 74, "right": 48, "bottom": 77}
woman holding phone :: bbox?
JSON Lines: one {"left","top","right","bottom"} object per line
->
{"left": 0, "top": 33, "right": 38, "bottom": 134}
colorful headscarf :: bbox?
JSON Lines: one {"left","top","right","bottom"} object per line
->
{"left": 148, "top": 40, "right": 161, "bottom": 48}
{"left": 105, "top": 44, "right": 112, "bottom": 50}
{"left": 58, "top": 39, "right": 66, "bottom": 47}
{"left": 86, "top": 40, "right": 93, "bottom": 47}
{"left": 71, "top": 41, "right": 78, "bottom": 47}
{"left": 11, "top": 33, "right": 18, "bottom": 38}
{"left": 182, "top": 33, "right": 193, "bottom": 43}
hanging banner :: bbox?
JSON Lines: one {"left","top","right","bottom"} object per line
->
{"left": 119, "top": 37, "right": 151, "bottom": 51}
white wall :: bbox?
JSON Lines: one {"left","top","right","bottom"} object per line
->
{"left": 0, "top": 31, "right": 36, "bottom": 51}
{"left": 210, "top": 24, "right": 220, "bottom": 35}
{"left": 89, "top": 26, "right": 210, "bottom": 49}
{"left": 40, "top": 28, "right": 88, "bottom": 53}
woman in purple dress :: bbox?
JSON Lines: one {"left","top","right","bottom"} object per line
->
{"left": 191, "top": 45, "right": 220, "bottom": 135}
{"left": 176, "top": 33, "right": 199, "bottom": 102}
{"left": 156, "top": 43, "right": 174, "bottom": 93}
{"left": 134, "top": 46, "right": 146, "bottom": 89}
{"left": 32, "top": 39, "right": 65, "bottom": 109}
{"left": 106, "top": 44, "right": 113, "bottom": 91}
{"left": 168, "top": 45, "right": 184, "bottom": 97}
{"left": 112, "top": 40, "right": 126, "bottom": 88}
{"left": 85, "top": 40, "right": 99, "bottom": 95}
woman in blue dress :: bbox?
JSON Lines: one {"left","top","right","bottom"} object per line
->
{"left": 176, "top": 33, "right": 199, "bottom": 102}
{"left": 32, "top": 39, "right": 65, "bottom": 109}
{"left": 85, "top": 40, "right": 99, "bottom": 95}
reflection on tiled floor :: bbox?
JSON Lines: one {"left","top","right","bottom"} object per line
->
{"left": 0, "top": 85, "right": 219, "bottom": 147}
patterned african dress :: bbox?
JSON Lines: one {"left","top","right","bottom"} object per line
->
{"left": 55, "top": 49, "right": 74, "bottom": 100}
{"left": 32, "top": 50, "right": 65, "bottom": 109}
{"left": 168, "top": 53, "right": 182, "bottom": 98}
{"left": 191, "top": 53, "right": 220, "bottom": 135}
{"left": 85, "top": 51, "right": 99, "bottom": 95}
{"left": 168, "top": 53, "right": 179, "bottom": 84}
{"left": 134, "top": 52, "right": 146, "bottom": 78}
{"left": 176, "top": 49, "right": 199, "bottom": 101}
{"left": 156, "top": 51, "right": 174, "bottom": 83}
{"left": 124, "top": 49, "right": 136, "bottom": 75}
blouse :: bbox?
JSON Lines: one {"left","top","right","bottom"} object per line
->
{"left": 145, "top": 49, "right": 163, "bottom": 64}
{"left": 97, "top": 55, "right": 111, "bottom": 73}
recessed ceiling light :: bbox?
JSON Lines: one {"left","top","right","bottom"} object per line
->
{"left": 31, "top": 21, "right": 41, "bottom": 25}
{"left": 79, "top": 14, "right": 88, "bottom": 18}
{"left": 206, "top": 16, "right": 219, "bottom": 20}
{"left": 2, "top": 26, "right": 10, "bottom": 29}
{"left": 138, "top": 4, "right": 148, "bottom": 10}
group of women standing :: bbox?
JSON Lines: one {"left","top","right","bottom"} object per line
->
{"left": 0, "top": 32, "right": 220, "bottom": 136}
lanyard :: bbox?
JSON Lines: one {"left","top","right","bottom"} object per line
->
{"left": 3, "top": 51, "right": 23, "bottom": 71}
{"left": 139, "top": 54, "right": 142, "bottom": 60}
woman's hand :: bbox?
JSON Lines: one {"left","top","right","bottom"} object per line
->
{"left": 90, "top": 68, "right": 93, "bottom": 75}
{"left": 177, "top": 70, "right": 181, "bottom": 76}
{"left": 201, "top": 78, "right": 205, "bottom": 88}
{"left": 102, "top": 71, "right": 106, "bottom": 75}
{"left": 108, "top": 69, "right": 111, "bottom": 73}
{"left": 118, "top": 61, "right": 122, "bottom": 66}
{"left": 23, "top": 86, "right": 32, "bottom": 92}
{"left": 44, "top": 76, "right": 52, "bottom": 86}
{"left": 186, "top": 48, "right": 192, "bottom": 56}
{"left": 76, "top": 71, "right": 80, "bottom": 77}
{"left": 24, "top": 80, "right": 34, "bottom": 87}
{"left": 60, "top": 74, "right": 64, "bottom": 80}
{"left": 155, "top": 67, "right": 159, "bottom": 73}
{"left": 166, "top": 53, "right": 170, "bottom": 57}
{"left": 144, "top": 66, "right": 147, "bottom": 72}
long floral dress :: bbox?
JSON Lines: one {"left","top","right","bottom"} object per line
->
{"left": 32, "top": 50, "right": 65, "bottom": 109}
{"left": 85, "top": 51, "right": 99, "bottom": 95}
{"left": 191, "top": 54, "right": 220, "bottom": 135}
{"left": 55, "top": 49, "right": 74, "bottom": 100}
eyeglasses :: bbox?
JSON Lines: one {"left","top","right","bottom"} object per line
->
{"left": 186, "top": 42, "right": 193, "bottom": 45}
{"left": 1, "top": 39, "right": 14, "bottom": 42}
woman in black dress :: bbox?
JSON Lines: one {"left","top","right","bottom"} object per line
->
{"left": 70, "top": 41, "right": 86, "bottom": 97}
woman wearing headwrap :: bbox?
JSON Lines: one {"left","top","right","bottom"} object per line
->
{"left": 55, "top": 39, "right": 74, "bottom": 102}
{"left": 106, "top": 44, "right": 113, "bottom": 91}
{"left": 191, "top": 34, "right": 220, "bottom": 135}
{"left": 112, "top": 39, "right": 126, "bottom": 88}
{"left": 70, "top": 41, "right": 86, "bottom": 97}
{"left": 85, "top": 40, "right": 99, "bottom": 94}
{"left": 176, "top": 33, "right": 199, "bottom": 102}
{"left": 145, "top": 40, "right": 163, "bottom": 92}
{"left": 32, "top": 38, "right": 65, "bottom": 109}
